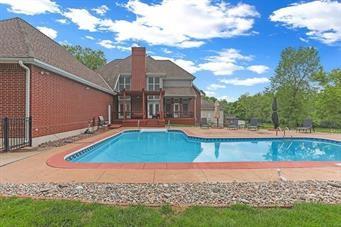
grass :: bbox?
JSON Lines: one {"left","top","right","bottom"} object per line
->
{"left": 0, "top": 197, "right": 340, "bottom": 226}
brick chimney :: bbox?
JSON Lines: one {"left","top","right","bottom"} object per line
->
{"left": 131, "top": 47, "right": 146, "bottom": 90}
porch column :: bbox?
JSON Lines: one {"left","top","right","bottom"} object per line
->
{"left": 194, "top": 97, "right": 197, "bottom": 124}
{"left": 180, "top": 98, "right": 183, "bottom": 118}
{"left": 123, "top": 89, "right": 127, "bottom": 120}
{"left": 142, "top": 89, "right": 146, "bottom": 119}
{"left": 160, "top": 89, "right": 164, "bottom": 119}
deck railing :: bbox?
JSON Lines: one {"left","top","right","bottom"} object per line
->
{"left": 0, "top": 117, "right": 32, "bottom": 152}
{"left": 165, "top": 111, "right": 194, "bottom": 118}
{"left": 113, "top": 111, "right": 194, "bottom": 119}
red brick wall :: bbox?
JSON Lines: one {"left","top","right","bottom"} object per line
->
{"left": 30, "top": 65, "right": 113, "bottom": 137}
{"left": 0, "top": 63, "right": 26, "bottom": 118}
{"left": 131, "top": 47, "right": 146, "bottom": 90}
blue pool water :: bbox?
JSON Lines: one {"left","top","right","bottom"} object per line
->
{"left": 68, "top": 131, "right": 341, "bottom": 163}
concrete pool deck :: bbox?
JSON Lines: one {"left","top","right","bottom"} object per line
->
{"left": 0, "top": 127, "right": 340, "bottom": 184}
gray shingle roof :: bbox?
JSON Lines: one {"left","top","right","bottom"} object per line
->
{"left": 0, "top": 18, "right": 112, "bottom": 92}
{"left": 96, "top": 55, "right": 195, "bottom": 90}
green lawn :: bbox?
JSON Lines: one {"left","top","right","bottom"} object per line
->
{"left": 0, "top": 197, "right": 340, "bottom": 226}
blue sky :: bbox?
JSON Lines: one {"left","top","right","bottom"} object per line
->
{"left": 0, "top": 0, "right": 340, "bottom": 101}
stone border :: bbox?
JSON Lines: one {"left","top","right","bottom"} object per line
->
{"left": 1, "top": 181, "right": 340, "bottom": 207}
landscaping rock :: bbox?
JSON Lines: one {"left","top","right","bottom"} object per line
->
{"left": 0, "top": 181, "right": 340, "bottom": 207}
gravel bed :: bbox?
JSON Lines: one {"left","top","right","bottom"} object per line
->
{"left": 1, "top": 181, "right": 340, "bottom": 207}
{"left": 15, "top": 129, "right": 108, "bottom": 153}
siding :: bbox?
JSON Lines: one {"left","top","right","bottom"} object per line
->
{"left": 163, "top": 79, "right": 192, "bottom": 88}
{"left": 201, "top": 110, "right": 224, "bottom": 126}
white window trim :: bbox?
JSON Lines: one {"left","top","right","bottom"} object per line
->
{"left": 146, "top": 76, "right": 162, "bottom": 91}
{"left": 118, "top": 75, "right": 131, "bottom": 91}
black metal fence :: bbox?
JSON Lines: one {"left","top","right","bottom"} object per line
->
{"left": 0, "top": 117, "right": 32, "bottom": 152}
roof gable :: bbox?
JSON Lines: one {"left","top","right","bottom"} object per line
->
{"left": 97, "top": 55, "right": 195, "bottom": 90}
{"left": 0, "top": 18, "right": 112, "bottom": 93}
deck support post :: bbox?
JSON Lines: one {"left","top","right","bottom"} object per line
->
{"left": 160, "top": 89, "right": 164, "bottom": 120}
{"left": 123, "top": 89, "right": 127, "bottom": 120}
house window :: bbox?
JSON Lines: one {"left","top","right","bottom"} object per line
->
{"left": 118, "top": 76, "right": 131, "bottom": 91}
{"left": 147, "top": 77, "right": 160, "bottom": 91}
{"left": 183, "top": 103, "right": 189, "bottom": 114}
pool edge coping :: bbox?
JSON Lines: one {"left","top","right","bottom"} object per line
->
{"left": 46, "top": 129, "right": 341, "bottom": 170}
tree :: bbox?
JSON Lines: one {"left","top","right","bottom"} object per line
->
{"left": 313, "top": 69, "right": 341, "bottom": 128}
{"left": 270, "top": 47, "right": 322, "bottom": 127}
{"left": 228, "top": 93, "right": 272, "bottom": 122}
{"left": 63, "top": 45, "right": 106, "bottom": 70}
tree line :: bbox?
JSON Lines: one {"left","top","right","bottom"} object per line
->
{"left": 205, "top": 47, "right": 341, "bottom": 129}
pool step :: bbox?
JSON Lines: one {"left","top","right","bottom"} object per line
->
{"left": 121, "top": 119, "right": 165, "bottom": 127}
{"left": 140, "top": 128, "right": 168, "bottom": 132}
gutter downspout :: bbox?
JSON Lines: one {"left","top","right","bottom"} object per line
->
{"left": 18, "top": 61, "right": 30, "bottom": 142}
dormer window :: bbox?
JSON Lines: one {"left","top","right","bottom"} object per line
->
{"left": 118, "top": 76, "right": 131, "bottom": 91}
{"left": 147, "top": 77, "right": 160, "bottom": 91}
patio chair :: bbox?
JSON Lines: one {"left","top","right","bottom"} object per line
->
{"left": 200, "top": 118, "right": 210, "bottom": 128}
{"left": 227, "top": 118, "right": 238, "bottom": 130}
{"left": 98, "top": 115, "right": 108, "bottom": 128}
{"left": 238, "top": 120, "right": 246, "bottom": 129}
{"left": 296, "top": 119, "right": 314, "bottom": 133}
{"left": 248, "top": 118, "right": 259, "bottom": 131}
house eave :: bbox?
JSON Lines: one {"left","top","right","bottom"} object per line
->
{"left": 0, "top": 57, "right": 115, "bottom": 95}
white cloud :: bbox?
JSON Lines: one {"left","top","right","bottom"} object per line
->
{"left": 206, "top": 83, "right": 226, "bottom": 91}
{"left": 162, "top": 48, "right": 172, "bottom": 54}
{"left": 270, "top": 0, "right": 341, "bottom": 44}
{"left": 97, "top": 40, "right": 130, "bottom": 51}
{"left": 100, "top": 0, "right": 259, "bottom": 48}
{"left": 62, "top": 1, "right": 259, "bottom": 48}
{"left": 199, "top": 49, "right": 252, "bottom": 75}
{"left": 247, "top": 65, "right": 269, "bottom": 74}
{"left": 153, "top": 56, "right": 198, "bottom": 74}
{"left": 202, "top": 92, "right": 235, "bottom": 101}
{"left": 97, "top": 40, "right": 116, "bottom": 48}
{"left": 0, "top": 0, "right": 59, "bottom": 15}
{"left": 59, "top": 40, "right": 71, "bottom": 45}
{"left": 63, "top": 8, "right": 101, "bottom": 32}
{"left": 203, "top": 90, "right": 216, "bottom": 97}
{"left": 220, "top": 77, "right": 269, "bottom": 86}
{"left": 92, "top": 5, "right": 109, "bottom": 16}
{"left": 217, "top": 96, "right": 230, "bottom": 101}
{"left": 85, "top": 35, "right": 95, "bottom": 40}
{"left": 299, "top": 37, "right": 309, "bottom": 43}
{"left": 37, "top": 26, "right": 57, "bottom": 39}
{"left": 56, "top": 18, "right": 68, "bottom": 24}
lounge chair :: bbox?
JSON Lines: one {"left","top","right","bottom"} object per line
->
{"left": 248, "top": 118, "right": 259, "bottom": 131}
{"left": 200, "top": 118, "right": 210, "bottom": 128}
{"left": 227, "top": 118, "right": 238, "bottom": 130}
{"left": 296, "top": 119, "right": 314, "bottom": 133}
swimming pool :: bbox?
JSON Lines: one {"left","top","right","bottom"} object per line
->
{"left": 66, "top": 130, "right": 341, "bottom": 163}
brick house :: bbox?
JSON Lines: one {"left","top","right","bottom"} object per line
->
{"left": 1, "top": 18, "right": 202, "bottom": 147}
{"left": 0, "top": 18, "right": 114, "bottom": 146}
{"left": 97, "top": 47, "right": 201, "bottom": 126}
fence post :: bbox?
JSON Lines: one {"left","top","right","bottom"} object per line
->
{"left": 3, "top": 117, "right": 9, "bottom": 152}
{"left": 29, "top": 117, "right": 32, "bottom": 146}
